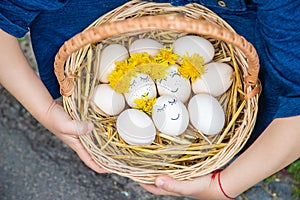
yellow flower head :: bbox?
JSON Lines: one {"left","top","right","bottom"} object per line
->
{"left": 108, "top": 59, "right": 136, "bottom": 93}
{"left": 128, "top": 52, "right": 152, "bottom": 66}
{"left": 114, "top": 59, "right": 135, "bottom": 72}
{"left": 153, "top": 46, "right": 179, "bottom": 66}
{"left": 108, "top": 69, "right": 124, "bottom": 89}
{"left": 133, "top": 94, "right": 157, "bottom": 114}
{"left": 109, "top": 70, "right": 135, "bottom": 93}
{"left": 178, "top": 53, "right": 206, "bottom": 82}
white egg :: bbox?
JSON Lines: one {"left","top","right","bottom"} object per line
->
{"left": 173, "top": 35, "right": 215, "bottom": 63}
{"left": 188, "top": 94, "right": 225, "bottom": 136}
{"left": 98, "top": 44, "right": 129, "bottom": 83}
{"left": 91, "top": 84, "right": 125, "bottom": 116}
{"left": 124, "top": 74, "right": 157, "bottom": 107}
{"left": 129, "top": 38, "right": 163, "bottom": 57}
{"left": 192, "top": 62, "right": 233, "bottom": 97}
{"left": 156, "top": 64, "right": 191, "bottom": 103}
{"left": 117, "top": 109, "right": 156, "bottom": 145}
{"left": 152, "top": 96, "right": 189, "bottom": 136}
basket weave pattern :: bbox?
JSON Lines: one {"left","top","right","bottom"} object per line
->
{"left": 54, "top": 1, "right": 261, "bottom": 183}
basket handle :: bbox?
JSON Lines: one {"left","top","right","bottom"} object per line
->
{"left": 54, "top": 15, "right": 260, "bottom": 97}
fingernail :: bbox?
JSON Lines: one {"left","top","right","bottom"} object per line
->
{"left": 155, "top": 178, "right": 164, "bottom": 188}
{"left": 88, "top": 122, "right": 94, "bottom": 132}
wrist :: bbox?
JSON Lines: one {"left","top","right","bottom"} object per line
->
{"left": 211, "top": 170, "right": 235, "bottom": 200}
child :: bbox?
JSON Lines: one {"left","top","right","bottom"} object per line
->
{"left": 1, "top": 0, "right": 299, "bottom": 199}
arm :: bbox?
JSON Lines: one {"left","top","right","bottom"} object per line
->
{"left": 221, "top": 116, "right": 300, "bottom": 197}
{"left": 0, "top": 29, "right": 106, "bottom": 173}
{"left": 140, "top": 116, "right": 300, "bottom": 199}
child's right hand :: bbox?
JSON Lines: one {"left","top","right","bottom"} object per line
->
{"left": 44, "top": 100, "right": 108, "bottom": 174}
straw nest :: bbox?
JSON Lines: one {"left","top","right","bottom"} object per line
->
{"left": 54, "top": 0, "right": 261, "bottom": 183}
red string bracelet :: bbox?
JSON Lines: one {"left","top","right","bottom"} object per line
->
{"left": 211, "top": 170, "right": 235, "bottom": 200}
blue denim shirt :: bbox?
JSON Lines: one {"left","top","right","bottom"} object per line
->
{"left": 1, "top": 0, "right": 300, "bottom": 148}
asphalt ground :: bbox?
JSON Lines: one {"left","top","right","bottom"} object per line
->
{"left": 0, "top": 34, "right": 298, "bottom": 200}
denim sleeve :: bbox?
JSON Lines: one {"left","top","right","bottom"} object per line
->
{"left": 0, "top": 0, "right": 68, "bottom": 38}
{"left": 254, "top": 0, "right": 300, "bottom": 118}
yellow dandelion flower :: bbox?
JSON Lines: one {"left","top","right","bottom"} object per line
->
{"left": 138, "top": 63, "right": 170, "bottom": 80}
{"left": 108, "top": 69, "right": 124, "bottom": 89}
{"left": 128, "top": 52, "right": 152, "bottom": 66}
{"left": 109, "top": 59, "right": 135, "bottom": 91}
{"left": 113, "top": 73, "right": 133, "bottom": 93}
{"left": 133, "top": 94, "right": 157, "bottom": 114}
{"left": 178, "top": 54, "right": 206, "bottom": 82}
{"left": 154, "top": 46, "right": 179, "bottom": 66}
{"left": 114, "top": 59, "right": 135, "bottom": 72}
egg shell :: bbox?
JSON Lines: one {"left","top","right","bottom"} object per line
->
{"left": 124, "top": 74, "right": 157, "bottom": 107}
{"left": 117, "top": 109, "right": 156, "bottom": 145}
{"left": 192, "top": 62, "right": 233, "bottom": 97}
{"left": 91, "top": 84, "right": 125, "bottom": 116}
{"left": 98, "top": 44, "right": 129, "bottom": 83}
{"left": 172, "top": 35, "right": 215, "bottom": 63}
{"left": 188, "top": 94, "right": 225, "bottom": 136}
{"left": 152, "top": 96, "right": 189, "bottom": 136}
{"left": 129, "top": 38, "right": 163, "bottom": 57}
{"left": 156, "top": 64, "right": 191, "bottom": 103}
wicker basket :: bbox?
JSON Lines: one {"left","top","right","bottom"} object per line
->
{"left": 54, "top": 0, "right": 261, "bottom": 183}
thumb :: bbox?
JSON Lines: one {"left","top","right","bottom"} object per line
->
{"left": 64, "top": 120, "right": 94, "bottom": 135}
{"left": 155, "top": 176, "right": 187, "bottom": 195}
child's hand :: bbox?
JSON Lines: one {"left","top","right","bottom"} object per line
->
{"left": 44, "top": 100, "right": 108, "bottom": 174}
{"left": 139, "top": 174, "right": 224, "bottom": 200}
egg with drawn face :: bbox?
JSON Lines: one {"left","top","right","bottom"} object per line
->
{"left": 152, "top": 96, "right": 189, "bottom": 136}
{"left": 156, "top": 64, "right": 191, "bottom": 103}
{"left": 124, "top": 74, "right": 157, "bottom": 107}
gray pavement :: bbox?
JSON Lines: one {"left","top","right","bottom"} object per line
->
{"left": 0, "top": 35, "right": 298, "bottom": 200}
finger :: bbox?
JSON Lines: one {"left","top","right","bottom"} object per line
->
{"left": 73, "top": 120, "right": 94, "bottom": 135}
{"left": 154, "top": 175, "right": 211, "bottom": 197}
{"left": 63, "top": 120, "right": 94, "bottom": 136}
{"left": 72, "top": 138, "right": 109, "bottom": 173}
{"left": 139, "top": 183, "right": 179, "bottom": 196}
{"left": 155, "top": 176, "right": 186, "bottom": 194}
{"left": 49, "top": 102, "right": 94, "bottom": 136}
{"left": 154, "top": 176, "right": 197, "bottom": 196}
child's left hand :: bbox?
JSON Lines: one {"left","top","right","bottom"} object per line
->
{"left": 139, "top": 174, "right": 223, "bottom": 200}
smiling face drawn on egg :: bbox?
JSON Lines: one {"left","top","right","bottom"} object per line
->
{"left": 124, "top": 74, "right": 157, "bottom": 107}
{"left": 156, "top": 65, "right": 191, "bottom": 103}
{"left": 152, "top": 96, "right": 189, "bottom": 136}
